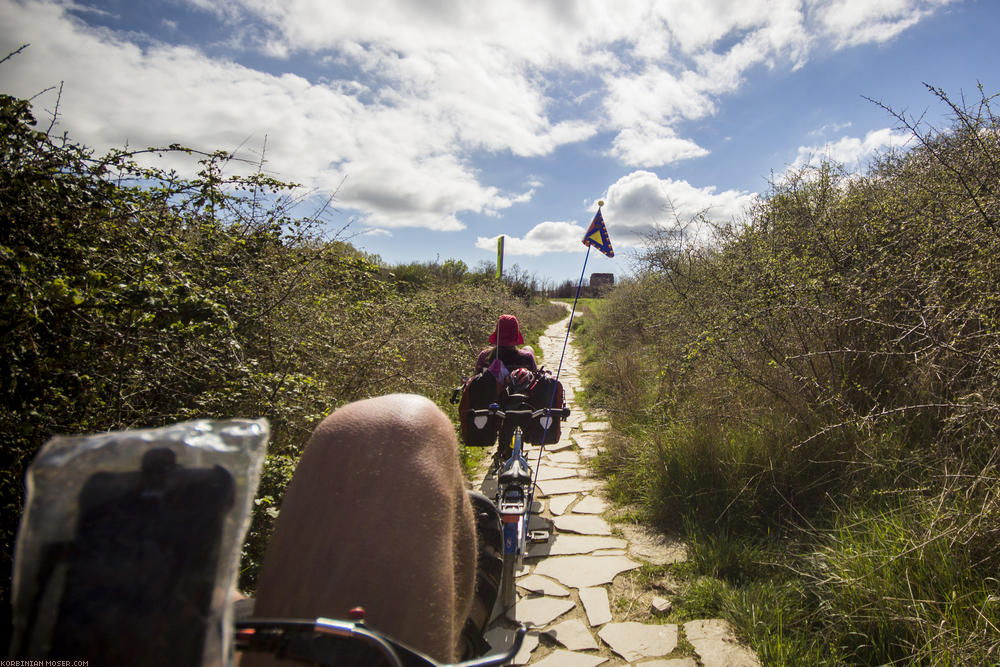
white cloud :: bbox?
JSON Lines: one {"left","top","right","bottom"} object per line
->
{"left": 789, "top": 127, "right": 915, "bottom": 173}
{"left": 0, "top": 0, "right": 952, "bottom": 233}
{"left": 608, "top": 122, "right": 709, "bottom": 168}
{"left": 812, "top": 0, "right": 957, "bottom": 49}
{"left": 601, "top": 171, "right": 756, "bottom": 246}
{"left": 476, "top": 221, "right": 587, "bottom": 256}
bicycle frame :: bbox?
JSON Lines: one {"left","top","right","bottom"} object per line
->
{"left": 497, "top": 425, "right": 529, "bottom": 566}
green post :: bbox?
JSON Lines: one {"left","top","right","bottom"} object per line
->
{"left": 496, "top": 235, "right": 504, "bottom": 279}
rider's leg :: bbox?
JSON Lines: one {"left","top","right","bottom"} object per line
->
{"left": 247, "top": 394, "right": 477, "bottom": 664}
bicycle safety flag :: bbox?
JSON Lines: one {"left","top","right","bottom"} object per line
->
{"left": 582, "top": 208, "right": 614, "bottom": 258}
{"left": 487, "top": 357, "right": 509, "bottom": 385}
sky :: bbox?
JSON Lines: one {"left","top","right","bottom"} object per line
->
{"left": 1, "top": 0, "right": 997, "bottom": 284}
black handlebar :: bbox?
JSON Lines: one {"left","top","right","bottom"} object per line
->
{"left": 236, "top": 618, "right": 527, "bottom": 667}
{"left": 467, "top": 405, "right": 570, "bottom": 421}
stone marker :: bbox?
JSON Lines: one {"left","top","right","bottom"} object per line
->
{"left": 598, "top": 622, "right": 679, "bottom": 662}
{"left": 517, "top": 574, "right": 570, "bottom": 597}
{"left": 537, "top": 478, "right": 601, "bottom": 497}
{"left": 485, "top": 627, "right": 539, "bottom": 665}
{"left": 651, "top": 596, "right": 672, "bottom": 615}
{"left": 548, "top": 494, "right": 577, "bottom": 516}
{"left": 578, "top": 587, "right": 612, "bottom": 626}
{"left": 529, "top": 649, "right": 607, "bottom": 667}
{"left": 572, "top": 495, "right": 609, "bottom": 514}
{"left": 527, "top": 535, "right": 626, "bottom": 557}
{"left": 532, "top": 555, "right": 640, "bottom": 589}
{"left": 553, "top": 515, "right": 612, "bottom": 536}
{"left": 507, "top": 596, "right": 575, "bottom": 626}
{"left": 544, "top": 619, "right": 599, "bottom": 650}
{"left": 683, "top": 619, "right": 760, "bottom": 667}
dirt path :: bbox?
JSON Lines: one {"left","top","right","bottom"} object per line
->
{"left": 474, "top": 307, "right": 760, "bottom": 667}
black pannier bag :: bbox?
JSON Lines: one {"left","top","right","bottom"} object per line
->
{"left": 523, "top": 369, "right": 565, "bottom": 445}
{"left": 458, "top": 370, "right": 501, "bottom": 446}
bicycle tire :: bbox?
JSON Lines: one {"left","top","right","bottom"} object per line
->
{"left": 500, "top": 553, "right": 517, "bottom": 614}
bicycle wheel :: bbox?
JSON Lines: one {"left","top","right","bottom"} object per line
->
{"left": 500, "top": 553, "right": 517, "bottom": 613}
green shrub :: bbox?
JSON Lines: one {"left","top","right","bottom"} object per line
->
{"left": 580, "top": 84, "right": 1000, "bottom": 664}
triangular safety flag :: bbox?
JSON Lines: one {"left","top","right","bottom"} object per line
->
{"left": 582, "top": 208, "right": 614, "bottom": 257}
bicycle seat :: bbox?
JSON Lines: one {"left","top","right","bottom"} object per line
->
{"left": 498, "top": 458, "right": 532, "bottom": 485}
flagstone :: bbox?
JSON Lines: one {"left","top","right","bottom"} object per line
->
{"left": 529, "top": 650, "right": 607, "bottom": 667}
{"left": 591, "top": 549, "right": 627, "bottom": 556}
{"left": 598, "top": 622, "right": 678, "bottom": 662}
{"left": 537, "top": 466, "right": 579, "bottom": 481}
{"left": 517, "top": 574, "right": 570, "bottom": 597}
{"left": 545, "top": 451, "right": 582, "bottom": 465}
{"left": 532, "top": 555, "right": 640, "bottom": 589}
{"left": 579, "top": 586, "right": 612, "bottom": 626}
{"left": 537, "top": 478, "right": 601, "bottom": 497}
{"left": 506, "top": 596, "right": 575, "bottom": 626}
{"left": 581, "top": 422, "right": 610, "bottom": 432}
{"left": 572, "top": 432, "right": 604, "bottom": 448}
{"left": 572, "top": 495, "right": 609, "bottom": 514}
{"left": 527, "top": 535, "right": 626, "bottom": 557}
{"left": 544, "top": 439, "right": 576, "bottom": 452}
{"left": 548, "top": 494, "right": 577, "bottom": 516}
{"left": 636, "top": 659, "right": 697, "bottom": 667}
{"left": 683, "top": 619, "right": 760, "bottom": 667}
{"left": 544, "top": 619, "right": 599, "bottom": 651}
{"left": 553, "top": 515, "right": 612, "bottom": 536}
{"left": 485, "top": 628, "right": 539, "bottom": 666}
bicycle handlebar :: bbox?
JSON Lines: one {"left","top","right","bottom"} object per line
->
{"left": 236, "top": 618, "right": 527, "bottom": 667}
{"left": 467, "top": 405, "right": 570, "bottom": 421}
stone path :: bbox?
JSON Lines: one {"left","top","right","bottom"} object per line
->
{"left": 475, "top": 306, "right": 760, "bottom": 667}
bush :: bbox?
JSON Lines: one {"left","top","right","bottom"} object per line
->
{"left": 582, "top": 84, "right": 1000, "bottom": 663}
{"left": 0, "top": 87, "right": 562, "bottom": 621}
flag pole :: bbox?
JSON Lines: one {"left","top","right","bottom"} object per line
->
{"left": 530, "top": 201, "right": 604, "bottom": 498}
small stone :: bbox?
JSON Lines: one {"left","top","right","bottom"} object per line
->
{"left": 529, "top": 649, "right": 607, "bottom": 667}
{"left": 553, "top": 515, "right": 612, "bottom": 536}
{"left": 507, "top": 596, "right": 575, "bottom": 626}
{"left": 651, "top": 597, "right": 672, "bottom": 614}
{"left": 598, "top": 622, "right": 678, "bottom": 662}
{"left": 579, "top": 586, "right": 612, "bottom": 626}
{"left": 572, "top": 496, "right": 609, "bottom": 514}
{"left": 544, "top": 618, "right": 599, "bottom": 650}
{"left": 548, "top": 494, "right": 577, "bottom": 516}
{"left": 517, "top": 574, "right": 570, "bottom": 597}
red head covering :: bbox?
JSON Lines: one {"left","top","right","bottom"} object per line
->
{"left": 488, "top": 314, "right": 524, "bottom": 346}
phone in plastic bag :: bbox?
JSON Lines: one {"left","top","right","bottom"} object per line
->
{"left": 10, "top": 420, "right": 268, "bottom": 666}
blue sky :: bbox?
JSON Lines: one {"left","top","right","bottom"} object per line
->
{"left": 1, "top": 0, "right": 997, "bottom": 284}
